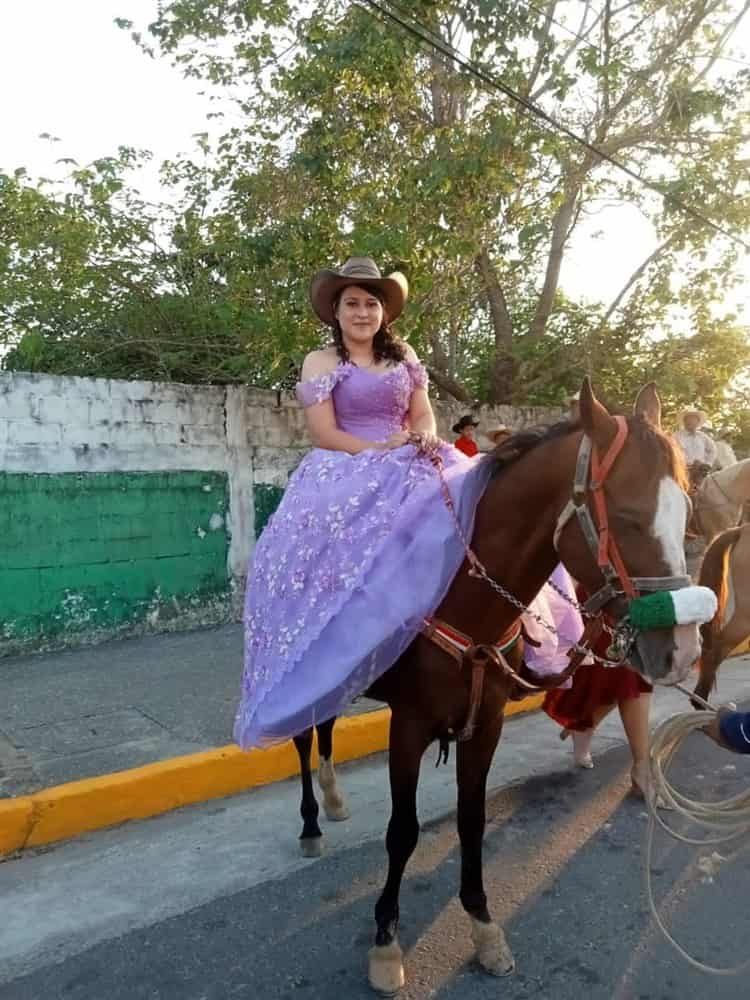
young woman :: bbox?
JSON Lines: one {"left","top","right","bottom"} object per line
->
{"left": 234, "top": 257, "right": 490, "bottom": 749}
{"left": 234, "top": 256, "right": 587, "bottom": 751}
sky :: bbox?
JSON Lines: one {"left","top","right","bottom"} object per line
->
{"left": 1, "top": 0, "right": 748, "bottom": 319}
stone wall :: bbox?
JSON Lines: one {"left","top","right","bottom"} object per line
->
{"left": 0, "top": 371, "right": 561, "bottom": 653}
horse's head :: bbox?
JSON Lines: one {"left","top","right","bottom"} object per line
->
{"left": 556, "top": 380, "right": 704, "bottom": 686}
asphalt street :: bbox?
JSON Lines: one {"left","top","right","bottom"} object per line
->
{"left": 1, "top": 704, "right": 749, "bottom": 1000}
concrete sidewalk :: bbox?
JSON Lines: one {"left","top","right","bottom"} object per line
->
{"left": 0, "top": 624, "right": 381, "bottom": 798}
{"left": 1, "top": 625, "right": 747, "bottom": 858}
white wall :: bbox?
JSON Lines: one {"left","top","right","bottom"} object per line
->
{"left": 0, "top": 371, "right": 563, "bottom": 585}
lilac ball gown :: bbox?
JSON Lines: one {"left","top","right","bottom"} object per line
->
{"left": 233, "top": 359, "right": 493, "bottom": 748}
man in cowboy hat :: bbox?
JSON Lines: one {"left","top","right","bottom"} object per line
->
{"left": 484, "top": 424, "right": 512, "bottom": 450}
{"left": 674, "top": 406, "right": 717, "bottom": 475}
{"left": 452, "top": 414, "right": 480, "bottom": 457}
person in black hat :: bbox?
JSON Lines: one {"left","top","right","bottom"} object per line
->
{"left": 452, "top": 414, "right": 480, "bottom": 457}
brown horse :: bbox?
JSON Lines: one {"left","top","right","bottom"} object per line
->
{"left": 293, "top": 380, "right": 698, "bottom": 994}
{"left": 693, "top": 523, "right": 750, "bottom": 707}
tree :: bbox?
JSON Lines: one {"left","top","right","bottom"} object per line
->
{"left": 139, "top": 0, "right": 750, "bottom": 403}
{"left": 2, "top": 1, "right": 749, "bottom": 424}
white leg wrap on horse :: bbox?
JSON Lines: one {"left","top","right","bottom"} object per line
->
{"left": 368, "top": 939, "right": 405, "bottom": 995}
{"left": 318, "top": 759, "right": 350, "bottom": 821}
{"left": 470, "top": 918, "right": 515, "bottom": 977}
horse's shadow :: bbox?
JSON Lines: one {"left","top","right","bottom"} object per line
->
{"left": 19, "top": 748, "right": 745, "bottom": 1000}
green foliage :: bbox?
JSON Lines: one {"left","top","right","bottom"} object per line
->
{"left": 1, "top": 0, "right": 749, "bottom": 432}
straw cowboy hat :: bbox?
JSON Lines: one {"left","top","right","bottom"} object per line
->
{"left": 310, "top": 256, "right": 409, "bottom": 327}
{"left": 485, "top": 424, "right": 512, "bottom": 444}
{"left": 681, "top": 405, "right": 708, "bottom": 426}
{"left": 452, "top": 414, "right": 480, "bottom": 435}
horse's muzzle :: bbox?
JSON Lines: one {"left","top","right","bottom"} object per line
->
{"left": 631, "top": 624, "right": 699, "bottom": 685}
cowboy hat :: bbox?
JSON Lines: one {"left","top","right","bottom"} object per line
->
{"left": 485, "top": 424, "right": 512, "bottom": 444}
{"left": 452, "top": 414, "right": 480, "bottom": 434}
{"left": 681, "top": 406, "right": 708, "bottom": 426}
{"left": 310, "top": 256, "right": 408, "bottom": 327}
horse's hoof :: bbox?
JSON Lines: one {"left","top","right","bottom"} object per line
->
{"left": 368, "top": 939, "right": 405, "bottom": 995}
{"left": 319, "top": 759, "right": 350, "bottom": 821}
{"left": 300, "top": 836, "right": 323, "bottom": 858}
{"left": 323, "top": 800, "right": 350, "bottom": 822}
{"left": 470, "top": 919, "right": 515, "bottom": 977}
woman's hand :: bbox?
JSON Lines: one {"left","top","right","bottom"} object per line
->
{"left": 381, "top": 431, "right": 412, "bottom": 450}
{"left": 409, "top": 430, "right": 440, "bottom": 452}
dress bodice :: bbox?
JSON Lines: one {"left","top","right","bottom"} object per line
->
{"left": 296, "top": 361, "right": 428, "bottom": 442}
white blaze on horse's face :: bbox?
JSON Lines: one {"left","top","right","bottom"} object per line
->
{"left": 651, "top": 475, "right": 700, "bottom": 683}
{"left": 652, "top": 477, "right": 688, "bottom": 576}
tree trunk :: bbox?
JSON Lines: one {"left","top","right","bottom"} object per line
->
{"left": 527, "top": 187, "right": 579, "bottom": 342}
{"left": 475, "top": 248, "right": 515, "bottom": 403}
{"left": 429, "top": 331, "right": 472, "bottom": 402}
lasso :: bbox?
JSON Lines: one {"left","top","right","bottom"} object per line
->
{"left": 644, "top": 689, "right": 750, "bottom": 975}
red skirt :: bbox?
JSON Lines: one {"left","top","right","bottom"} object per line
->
{"left": 543, "top": 624, "right": 651, "bottom": 732}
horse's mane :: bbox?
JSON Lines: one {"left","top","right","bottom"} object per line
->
{"left": 490, "top": 415, "right": 689, "bottom": 491}
{"left": 489, "top": 420, "right": 577, "bottom": 477}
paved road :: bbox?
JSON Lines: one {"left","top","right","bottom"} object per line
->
{"left": 1, "top": 696, "right": 749, "bottom": 999}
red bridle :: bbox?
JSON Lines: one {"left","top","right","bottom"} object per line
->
{"left": 588, "top": 416, "right": 637, "bottom": 599}
{"left": 554, "top": 414, "right": 691, "bottom": 612}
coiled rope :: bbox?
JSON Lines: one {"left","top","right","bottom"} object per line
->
{"left": 645, "top": 688, "right": 750, "bottom": 975}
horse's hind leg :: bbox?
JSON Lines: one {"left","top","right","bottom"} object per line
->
{"left": 457, "top": 712, "right": 514, "bottom": 978}
{"left": 316, "top": 717, "right": 350, "bottom": 821}
{"left": 293, "top": 727, "right": 323, "bottom": 858}
{"left": 369, "top": 712, "right": 432, "bottom": 995}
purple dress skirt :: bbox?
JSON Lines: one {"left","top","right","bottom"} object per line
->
{"left": 233, "top": 360, "right": 492, "bottom": 748}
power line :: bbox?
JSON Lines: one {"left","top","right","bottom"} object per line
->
{"left": 356, "top": 0, "right": 750, "bottom": 253}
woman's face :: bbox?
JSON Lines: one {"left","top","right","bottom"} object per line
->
{"left": 335, "top": 285, "right": 384, "bottom": 347}
{"left": 462, "top": 425, "right": 476, "bottom": 440}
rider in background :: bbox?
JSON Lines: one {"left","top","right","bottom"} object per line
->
{"left": 673, "top": 406, "right": 717, "bottom": 491}
{"left": 452, "top": 414, "right": 480, "bottom": 457}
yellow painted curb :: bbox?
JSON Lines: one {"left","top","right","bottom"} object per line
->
{"left": 0, "top": 695, "right": 543, "bottom": 856}
{"left": 0, "top": 798, "right": 34, "bottom": 856}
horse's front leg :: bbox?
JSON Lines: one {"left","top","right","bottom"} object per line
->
{"left": 293, "top": 727, "right": 323, "bottom": 857}
{"left": 315, "top": 716, "right": 350, "bottom": 821}
{"left": 369, "top": 712, "right": 432, "bottom": 995}
{"left": 457, "top": 705, "right": 515, "bottom": 978}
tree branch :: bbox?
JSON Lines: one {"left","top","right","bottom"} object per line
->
{"left": 524, "top": 0, "right": 558, "bottom": 98}
{"left": 526, "top": 179, "right": 584, "bottom": 341}
{"left": 597, "top": 233, "right": 679, "bottom": 330}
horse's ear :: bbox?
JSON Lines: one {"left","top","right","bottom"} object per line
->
{"left": 578, "top": 377, "right": 618, "bottom": 451}
{"left": 634, "top": 382, "right": 662, "bottom": 429}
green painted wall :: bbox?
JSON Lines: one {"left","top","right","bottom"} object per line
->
{"left": 253, "top": 484, "right": 284, "bottom": 538}
{"left": 0, "top": 471, "right": 230, "bottom": 648}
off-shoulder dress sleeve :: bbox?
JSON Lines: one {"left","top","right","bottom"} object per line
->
{"left": 404, "top": 359, "right": 429, "bottom": 391}
{"left": 295, "top": 363, "right": 354, "bottom": 407}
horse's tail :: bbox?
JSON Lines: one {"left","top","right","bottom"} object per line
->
{"left": 698, "top": 527, "right": 742, "bottom": 649}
